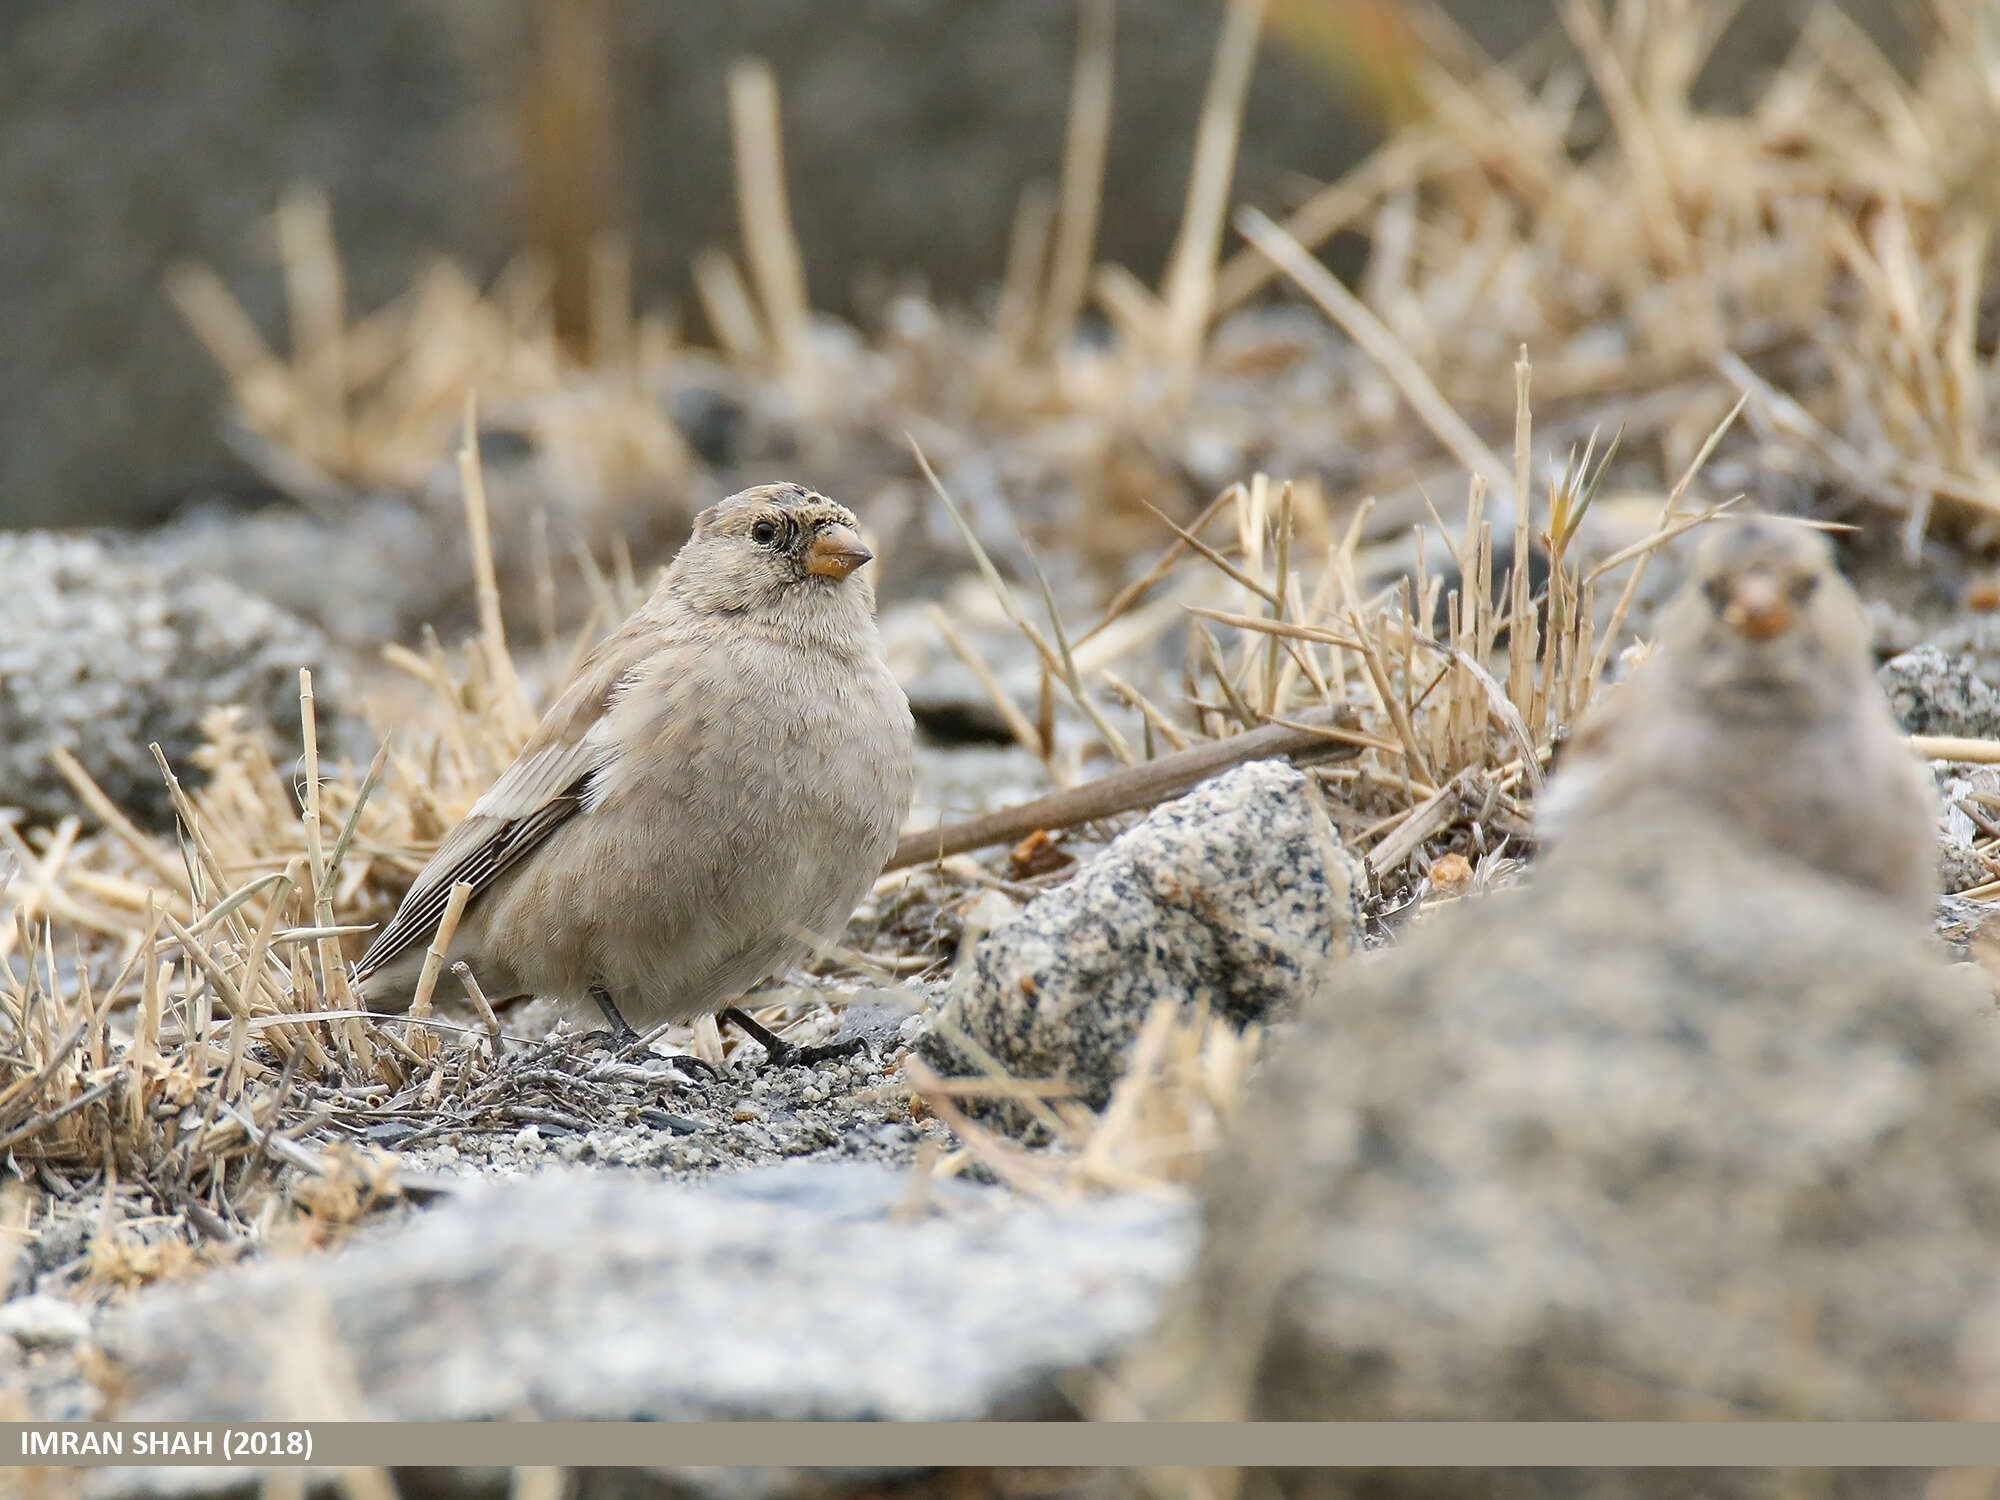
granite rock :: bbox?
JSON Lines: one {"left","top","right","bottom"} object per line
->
{"left": 920, "top": 759, "right": 1361, "bottom": 1110}
{"left": 0, "top": 532, "right": 349, "bottom": 828}
{"left": 1879, "top": 644, "right": 2000, "bottom": 740}
{"left": 97, "top": 1162, "right": 1194, "bottom": 1424}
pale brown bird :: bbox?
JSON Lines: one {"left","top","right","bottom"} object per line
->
{"left": 354, "top": 483, "right": 918, "bottom": 1062}
{"left": 1536, "top": 515, "right": 1937, "bottom": 919}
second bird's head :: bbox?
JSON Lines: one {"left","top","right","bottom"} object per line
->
{"left": 669, "top": 483, "right": 877, "bottom": 617}
{"left": 1673, "top": 514, "right": 1868, "bottom": 717}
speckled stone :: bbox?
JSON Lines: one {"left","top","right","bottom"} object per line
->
{"left": 93, "top": 1163, "right": 1194, "bottom": 1425}
{"left": 1128, "top": 790, "right": 2000, "bottom": 1433}
{"left": 0, "top": 532, "right": 347, "bottom": 828}
{"left": 1879, "top": 643, "right": 2000, "bottom": 740}
{"left": 921, "top": 759, "right": 1362, "bottom": 1109}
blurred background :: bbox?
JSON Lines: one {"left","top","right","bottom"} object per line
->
{"left": 3, "top": 0, "right": 1913, "bottom": 529}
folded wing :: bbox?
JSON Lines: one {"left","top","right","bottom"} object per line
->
{"left": 354, "top": 625, "right": 657, "bottom": 982}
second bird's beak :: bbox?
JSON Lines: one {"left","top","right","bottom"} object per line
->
{"left": 1722, "top": 573, "right": 1793, "bottom": 639}
{"left": 806, "top": 524, "right": 873, "bottom": 580}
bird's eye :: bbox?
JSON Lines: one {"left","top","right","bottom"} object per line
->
{"left": 751, "top": 520, "right": 779, "bottom": 546}
{"left": 1789, "top": 572, "right": 1820, "bottom": 604}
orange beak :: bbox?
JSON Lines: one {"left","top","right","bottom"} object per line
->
{"left": 1721, "top": 573, "right": 1793, "bottom": 639}
{"left": 806, "top": 524, "right": 873, "bottom": 580}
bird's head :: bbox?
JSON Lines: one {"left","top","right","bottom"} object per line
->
{"left": 666, "top": 483, "right": 878, "bottom": 624}
{"left": 1667, "top": 515, "right": 1870, "bottom": 720}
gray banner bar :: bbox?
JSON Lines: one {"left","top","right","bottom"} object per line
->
{"left": 11, "top": 1424, "right": 2000, "bottom": 1468}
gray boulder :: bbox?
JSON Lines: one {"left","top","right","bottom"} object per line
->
{"left": 920, "top": 759, "right": 1362, "bottom": 1111}
{"left": 97, "top": 1161, "right": 1193, "bottom": 1422}
{"left": 1879, "top": 643, "right": 2000, "bottom": 740}
{"left": 0, "top": 532, "right": 347, "bottom": 828}
{"left": 1129, "top": 789, "right": 2000, "bottom": 1443}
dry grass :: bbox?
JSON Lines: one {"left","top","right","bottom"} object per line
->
{"left": 8, "top": 0, "right": 2000, "bottom": 1267}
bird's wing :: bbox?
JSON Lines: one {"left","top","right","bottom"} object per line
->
{"left": 354, "top": 625, "right": 659, "bottom": 980}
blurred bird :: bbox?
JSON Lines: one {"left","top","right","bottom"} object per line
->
{"left": 354, "top": 482, "right": 917, "bottom": 1062}
{"left": 1536, "top": 515, "right": 1936, "bottom": 919}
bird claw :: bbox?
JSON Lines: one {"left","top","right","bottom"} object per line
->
{"left": 578, "top": 1025, "right": 636, "bottom": 1053}
{"left": 762, "top": 1034, "right": 869, "bottom": 1069}
{"left": 720, "top": 1006, "right": 867, "bottom": 1069}
{"left": 652, "top": 1051, "right": 724, "bottom": 1082}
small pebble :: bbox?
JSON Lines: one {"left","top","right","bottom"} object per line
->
{"left": 0, "top": 1295, "right": 91, "bottom": 1350}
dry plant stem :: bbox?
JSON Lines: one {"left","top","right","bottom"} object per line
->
{"left": 146, "top": 746, "right": 246, "bottom": 944}
{"left": 1213, "top": 129, "right": 1447, "bottom": 314}
{"left": 1140, "top": 498, "right": 1284, "bottom": 608}
{"left": 1186, "top": 605, "right": 1362, "bottom": 652}
{"left": 158, "top": 910, "right": 257, "bottom": 1032}
{"left": 0, "top": 819, "right": 82, "bottom": 959}
{"left": 899, "top": 1055, "right": 1064, "bottom": 1201}
{"left": 457, "top": 398, "right": 529, "bottom": 735}
{"left": 908, "top": 434, "right": 1133, "bottom": 762}
{"left": 1092, "top": 263, "right": 1169, "bottom": 356}
{"left": 409, "top": 881, "right": 475, "bottom": 1024}
{"left": 1021, "top": 539, "right": 1138, "bottom": 764}
{"left": 1508, "top": 349, "right": 1538, "bottom": 720}
{"left": 1037, "top": 0, "right": 1116, "bottom": 355}
{"left": 691, "top": 248, "right": 768, "bottom": 365}
{"left": 1078, "top": 997, "right": 1181, "bottom": 1183}
{"left": 915, "top": 1076, "right": 1083, "bottom": 1101}
{"left": 922, "top": 1010, "right": 1077, "bottom": 1143}
{"left": 1235, "top": 205, "right": 1514, "bottom": 503}
{"left": 275, "top": 188, "right": 347, "bottom": 466}
{"left": 297, "top": 671, "right": 369, "bottom": 1073}
{"left": 1584, "top": 393, "right": 1746, "bottom": 696}
{"left": 323, "top": 737, "right": 392, "bottom": 898}
{"left": 886, "top": 710, "right": 1359, "bottom": 870}
{"left": 1101, "top": 671, "right": 1195, "bottom": 753}
{"left": 1079, "top": 484, "right": 1244, "bottom": 645}
{"left": 1160, "top": 0, "right": 1266, "bottom": 405}
{"left": 49, "top": 747, "right": 193, "bottom": 898}
{"left": 728, "top": 57, "right": 816, "bottom": 393}
{"left": 924, "top": 605, "right": 1048, "bottom": 764}
{"left": 162, "top": 262, "right": 288, "bottom": 422}
{"left": 1912, "top": 736, "right": 2000, "bottom": 764}
{"left": 994, "top": 183, "right": 1057, "bottom": 365}
{"left": 588, "top": 235, "right": 633, "bottom": 369}
{"left": 1366, "top": 769, "right": 1473, "bottom": 879}
{"left": 1558, "top": 0, "right": 1694, "bottom": 275}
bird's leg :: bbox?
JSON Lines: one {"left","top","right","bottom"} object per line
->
{"left": 720, "top": 1006, "right": 867, "bottom": 1068}
{"left": 587, "top": 985, "right": 639, "bottom": 1046}
{"left": 597, "top": 1000, "right": 724, "bottom": 1080}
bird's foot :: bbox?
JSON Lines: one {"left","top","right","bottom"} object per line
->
{"left": 587, "top": 992, "right": 726, "bottom": 1081}
{"left": 645, "top": 1050, "right": 724, "bottom": 1082}
{"left": 587, "top": 985, "right": 639, "bottom": 1047}
{"left": 720, "top": 1006, "right": 867, "bottom": 1069}
{"left": 768, "top": 1035, "right": 869, "bottom": 1068}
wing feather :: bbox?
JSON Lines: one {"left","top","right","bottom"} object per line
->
{"left": 354, "top": 623, "right": 660, "bottom": 979}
